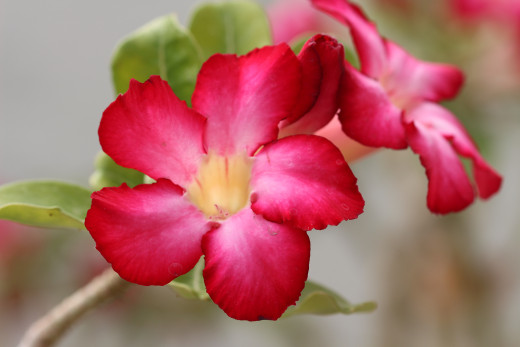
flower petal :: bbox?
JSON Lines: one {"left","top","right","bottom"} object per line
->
{"left": 282, "top": 34, "right": 323, "bottom": 126}
{"left": 311, "top": 0, "right": 387, "bottom": 78}
{"left": 85, "top": 179, "right": 212, "bottom": 285}
{"left": 281, "top": 35, "right": 345, "bottom": 135}
{"left": 406, "top": 103, "right": 502, "bottom": 203}
{"left": 192, "top": 44, "right": 301, "bottom": 156}
{"left": 315, "top": 118, "right": 377, "bottom": 162}
{"left": 99, "top": 76, "right": 206, "bottom": 188}
{"left": 383, "top": 41, "right": 464, "bottom": 106}
{"left": 312, "top": 0, "right": 464, "bottom": 107}
{"left": 405, "top": 120, "right": 475, "bottom": 213}
{"left": 250, "top": 135, "right": 364, "bottom": 230}
{"left": 202, "top": 208, "right": 310, "bottom": 321}
{"left": 268, "top": 0, "right": 324, "bottom": 44}
{"left": 339, "top": 63, "right": 407, "bottom": 149}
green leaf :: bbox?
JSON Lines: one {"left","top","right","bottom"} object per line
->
{"left": 0, "top": 181, "right": 92, "bottom": 230}
{"left": 167, "top": 257, "right": 209, "bottom": 300}
{"left": 344, "top": 44, "right": 359, "bottom": 69}
{"left": 289, "top": 34, "right": 310, "bottom": 55}
{"left": 111, "top": 14, "right": 202, "bottom": 103}
{"left": 166, "top": 265, "right": 376, "bottom": 319}
{"left": 282, "top": 281, "right": 377, "bottom": 318}
{"left": 189, "top": 0, "right": 272, "bottom": 60}
{"left": 89, "top": 152, "right": 144, "bottom": 190}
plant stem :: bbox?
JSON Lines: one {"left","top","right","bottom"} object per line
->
{"left": 18, "top": 268, "right": 131, "bottom": 347}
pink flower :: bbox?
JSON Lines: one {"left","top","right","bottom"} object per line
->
{"left": 85, "top": 44, "right": 364, "bottom": 321}
{"left": 311, "top": 0, "right": 502, "bottom": 213}
{"left": 450, "top": 0, "right": 489, "bottom": 20}
{"left": 268, "top": 0, "right": 341, "bottom": 44}
{"left": 449, "top": 0, "right": 520, "bottom": 23}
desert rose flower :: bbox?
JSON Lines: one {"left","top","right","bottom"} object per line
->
{"left": 311, "top": 0, "right": 502, "bottom": 213}
{"left": 85, "top": 44, "right": 364, "bottom": 321}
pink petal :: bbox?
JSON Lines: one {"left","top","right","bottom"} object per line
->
{"left": 473, "top": 158, "right": 503, "bottom": 199}
{"left": 312, "top": 0, "right": 464, "bottom": 107}
{"left": 311, "top": 0, "right": 387, "bottom": 78}
{"left": 99, "top": 76, "right": 206, "bottom": 188}
{"left": 450, "top": 0, "right": 489, "bottom": 20}
{"left": 282, "top": 34, "right": 324, "bottom": 126}
{"left": 268, "top": 0, "right": 324, "bottom": 44}
{"left": 315, "top": 118, "right": 377, "bottom": 162}
{"left": 406, "top": 121, "right": 475, "bottom": 213}
{"left": 406, "top": 103, "right": 502, "bottom": 203}
{"left": 250, "top": 135, "right": 364, "bottom": 230}
{"left": 338, "top": 63, "right": 408, "bottom": 149}
{"left": 281, "top": 35, "right": 345, "bottom": 135}
{"left": 383, "top": 41, "right": 464, "bottom": 106}
{"left": 192, "top": 45, "right": 301, "bottom": 156}
{"left": 202, "top": 208, "right": 310, "bottom": 321}
{"left": 85, "top": 179, "right": 212, "bottom": 285}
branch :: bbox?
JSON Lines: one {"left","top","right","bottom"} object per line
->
{"left": 18, "top": 268, "right": 131, "bottom": 347}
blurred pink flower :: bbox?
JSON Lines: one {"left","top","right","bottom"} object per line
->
{"left": 449, "top": 0, "right": 520, "bottom": 23}
{"left": 311, "top": 0, "right": 501, "bottom": 213}
{"left": 268, "top": 0, "right": 341, "bottom": 44}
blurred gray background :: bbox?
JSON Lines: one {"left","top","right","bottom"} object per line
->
{"left": 1, "top": 0, "right": 519, "bottom": 346}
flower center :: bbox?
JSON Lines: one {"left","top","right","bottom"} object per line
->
{"left": 187, "top": 152, "right": 253, "bottom": 220}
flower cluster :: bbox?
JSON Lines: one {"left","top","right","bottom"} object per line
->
{"left": 85, "top": 0, "right": 502, "bottom": 321}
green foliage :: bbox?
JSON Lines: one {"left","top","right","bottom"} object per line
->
{"left": 189, "top": 0, "right": 272, "bottom": 60}
{"left": 289, "top": 35, "right": 311, "bottom": 55}
{"left": 0, "top": 181, "right": 92, "bottom": 230}
{"left": 111, "top": 14, "right": 202, "bottom": 103}
{"left": 89, "top": 152, "right": 144, "bottom": 190}
{"left": 282, "top": 281, "right": 377, "bottom": 317}
{"left": 168, "top": 257, "right": 209, "bottom": 300}
{"left": 168, "top": 261, "right": 376, "bottom": 317}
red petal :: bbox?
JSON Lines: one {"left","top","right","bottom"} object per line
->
{"left": 406, "top": 120, "right": 475, "bottom": 213}
{"left": 281, "top": 35, "right": 345, "bottom": 135}
{"left": 311, "top": 0, "right": 387, "bottom": 78}
{"left": 202, "top": 208, "right": 310, "bottom": 321}
{"left": 383, "top": 41, "right": 464, "bottom": 106}
{"left": 339, "top": 63, "right": 407, "bottom": 149}
{"left": 100, "top": 76, "right": 206, "bottom": 188}
{"left": 473, "top": 158, "right": 503, "bottom": 199}
{"left": 406, "top": 103, "right": 502, "bottom": 203}
{"left": 281, "top": 35, "right": 323, "bottom": 126}
{"left": 192, "top": 44, "right": 301, "bottom": 156}
{"left": 85, "top": 179, "right": 212, "bottom": 285}
{"left": 250, "top": 135, "right": 364, "bottom": 230}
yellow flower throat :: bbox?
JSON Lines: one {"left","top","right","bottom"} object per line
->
{"left": 187, "top": 153, "right": 253, "bottom": 220}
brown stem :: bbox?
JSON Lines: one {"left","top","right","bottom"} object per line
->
{"left": 18, "top": 268, "right": 131, "bottom": 347}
